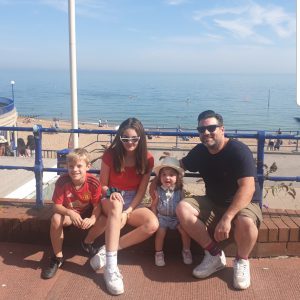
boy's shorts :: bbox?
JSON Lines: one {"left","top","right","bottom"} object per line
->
{"left": 63, "top": 204, "right": 94, "bottom": 228}
{"left": 80, "top": 204, "right": 94, "bottom": 218}
{"left": 183, "top": 195, "right": 262, "bottom": 229}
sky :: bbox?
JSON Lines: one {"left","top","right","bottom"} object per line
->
{"left": 0, "top": 0, "right": 296, "bottom": 74}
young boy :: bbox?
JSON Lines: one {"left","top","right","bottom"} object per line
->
{"left": 42, "top": 148, "right": 106, "bottom": 279}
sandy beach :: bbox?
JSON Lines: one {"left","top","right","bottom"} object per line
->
{"left": 15, "top": 116, "right": 298, "bottom": 161}
{"left": 14, "top": 116, "right": 300, "bottom": 209}
{"left": 15, "top": 116, "right": 265, "bottom": 152}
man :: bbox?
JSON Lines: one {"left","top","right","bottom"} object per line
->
{"left": 176, "top": 110, "right": 262, "bottom": 290}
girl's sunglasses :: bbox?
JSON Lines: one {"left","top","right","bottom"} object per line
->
{"left": 196, "top": 125, "right": 220, "bottom": 134}
{"left": 120, "top": 136, "right": 140, "bottom": 143}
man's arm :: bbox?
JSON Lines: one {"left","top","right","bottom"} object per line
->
{"left": 214, "top": 177, "right": 255, "bottom": 242}
{"left": 223, "top": 177, "right": 255, "bottom": 221}
{"left": 179, "top": 159, "right": 187, "bottom": 171}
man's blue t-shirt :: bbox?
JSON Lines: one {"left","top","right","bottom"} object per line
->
{"left": 182, "top": 139, "right": 260, "bottom": 207}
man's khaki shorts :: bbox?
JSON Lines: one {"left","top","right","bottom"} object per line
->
{"left": 183, "top": 195, "right": 262, "bottom": 229}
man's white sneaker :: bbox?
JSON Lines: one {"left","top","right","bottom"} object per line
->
{"left": 90, "top": 245, "right": 106, "bottom": 271}
{"left": 155, "top": 252, "right": 166, "bottom": 267}
{"left": 193, "top": 250, "right": 226, "bottom": 278}
{"left": 182, "top": 249, "right": 193, "bottom": 265}
{"left": 233, "top": 258, "right": 250, "bottom": 290}
{"left": 104, "top": 267, "right": 124, "bottom": 295}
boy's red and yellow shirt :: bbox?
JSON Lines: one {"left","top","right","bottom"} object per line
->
{"left": 52, "top": 173, "right": 101, "bottom": 214}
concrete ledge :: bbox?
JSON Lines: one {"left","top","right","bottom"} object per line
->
{"left": 1, "top": 198, "right": 300, "bottom": 257}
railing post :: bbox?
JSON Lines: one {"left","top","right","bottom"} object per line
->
{"left": 256, "top": 130, "right": 265, "bottom": 207}
{"left": 176, "top": 127, "right": 179, "bottom": 148}
{"left": 33, "top": 125, "right": 44, "bottom": 208}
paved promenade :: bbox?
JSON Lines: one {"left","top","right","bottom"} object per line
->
{"left": 1, "top": 242, "right": 300, "bottom": 300}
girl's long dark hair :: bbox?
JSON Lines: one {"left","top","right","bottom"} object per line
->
{"left": 108, "top": 117, "right": 148, "bottom": 174}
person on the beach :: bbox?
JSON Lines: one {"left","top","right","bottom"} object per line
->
{"left": 174, "top": 110, "right": 262, "bottom": 290}
{"left": 90, "top": 117, "right": 158, "bottom": 295}
{"left": 150, "top": 156, "right": 192, "bottom": 267}
{"left": 54, "top": 118, "right": 59, "bottom": 129}
{"left": 277, "top": 128, "right": 282, "bottom": 135}
{"left": 26, "top": 135, "right": 35, "bottom": 156}
{"left": 17, "top": 138, "right": 27, "bottom": 157}
{"left": 274, "top": 139, "right": 281, "bottom": 151}
{"left": 0, "top": 136, "right": 8, "bottom": 156}
{"left": 42, "top": 148, "right": 106, "bottom": 279}
{"left": 267, "top": 139, "right": 274, "bottom": 151}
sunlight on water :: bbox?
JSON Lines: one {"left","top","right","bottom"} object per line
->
{"left": 0, "top": 71, "right": 297, "bottom": 130}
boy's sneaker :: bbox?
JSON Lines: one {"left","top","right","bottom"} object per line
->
{"left": 90, "top": 245, "right": 106, "bottom": 271}
{"left": 155, "top": 251, "right": 166, "bottom": 267}
{"left": 41, "top": 256, "right": 64, "bottom": 279}
{"left": 182, "top": 249, "right": 193, "bottom": 265}
{"left": 233, "top": 258, "right": 250, "bottom": 290}
{"left": 81, "top": 240, "right": 98, "bottom": 256}
{"left": 104, "top": 267, "right": 124, "bottom": 295}
{"left": 193, "top": 250, "right": 226, "bottom": 278}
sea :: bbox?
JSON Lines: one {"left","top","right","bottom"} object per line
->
{"left": 0, "top": 70, "right": 298, "bottom": 131}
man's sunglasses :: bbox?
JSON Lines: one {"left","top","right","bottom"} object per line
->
{"left": 196, "top": 125, "right": 220, "bottom": 134}
{"left": 120, "top": 136, "right": 140, "bottom": 143}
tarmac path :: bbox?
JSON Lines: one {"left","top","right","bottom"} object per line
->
{"left": 1, "top": 242, "right": 300, "bottom": 300}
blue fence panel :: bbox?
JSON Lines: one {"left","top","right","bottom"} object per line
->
{"left": 0, "top": 125, "right": 299, "bottom": 208}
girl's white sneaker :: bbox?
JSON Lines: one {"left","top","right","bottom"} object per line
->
{"left": 155, "top": 251, "right": 166, "bottom": 267}
{"left": 182, "top": 249, "right": 193, "bottom": 265}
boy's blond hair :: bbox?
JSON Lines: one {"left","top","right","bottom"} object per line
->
{"left": 66, "top": 148, "right": 91, "bottom": 166}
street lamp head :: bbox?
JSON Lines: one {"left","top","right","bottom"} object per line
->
{"left": 10, "top": 80, "right": 15, "bottom": 85}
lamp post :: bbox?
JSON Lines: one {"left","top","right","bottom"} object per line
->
{"left": 68, "top": 0, "right": 79, "bottom": 148}
{"left": 10, "top": 80, "right": 15, "bottom": 101}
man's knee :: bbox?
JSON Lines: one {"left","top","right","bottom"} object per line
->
{"left": 234, "top": 215, "right": 258, "bottom": 234}
{"left": 176, "top": 200, "right": 200, "bottom": 226}
{"left": 176, "top": 201, "right": 190, "bottom": 219}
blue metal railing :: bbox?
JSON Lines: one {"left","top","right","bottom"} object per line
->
{"left": 0, "top": 125, "right": 299, "bottom": 208}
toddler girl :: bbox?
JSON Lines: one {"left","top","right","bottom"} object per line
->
{"left": 151, "top": 156, "right": 192, "bottom": 266}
